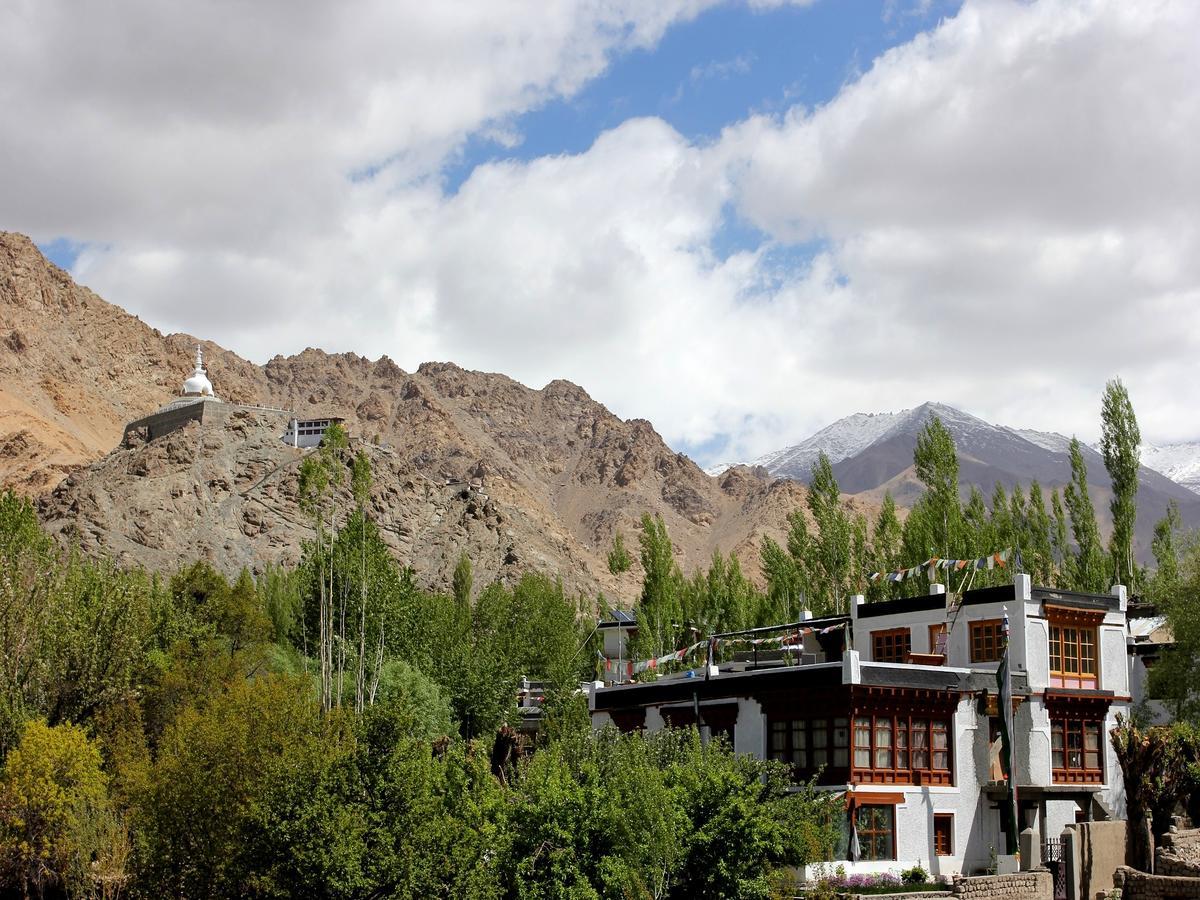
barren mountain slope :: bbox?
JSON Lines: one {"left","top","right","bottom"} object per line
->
{"left": 3, "top": 232, "right": 818, "bottom": 594}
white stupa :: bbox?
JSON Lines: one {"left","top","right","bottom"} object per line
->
{"left": 181, "top": 345, "right": 217, "bottom": 398}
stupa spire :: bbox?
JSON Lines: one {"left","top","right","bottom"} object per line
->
{"left": 181, "top": 343, "right": 216, "bottom": 398}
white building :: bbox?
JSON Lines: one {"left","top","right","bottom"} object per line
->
{"left": 588, "top": 576, "right": 1138, "bottom": 877}
{"left": 282, "top": 416, "right": 346, "bottom": 449}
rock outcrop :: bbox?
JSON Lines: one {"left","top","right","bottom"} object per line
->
{"left": 2, "top": 231, "right": 818, "bottom": 595}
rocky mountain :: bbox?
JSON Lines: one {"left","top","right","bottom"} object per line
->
{"left": 748, "top": 401, "right": 1200, "bottom": 558}
{"left": 1, "top": 231, "right": 817, "bottom": 597}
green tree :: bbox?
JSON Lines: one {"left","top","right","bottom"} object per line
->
{"left": 681, "top": 550, "right": 760, "bottom": 636}
{"left": 1149, "top": 501, "right": 1182, "bottom": 597}
{"left": 1100, "top": 378, "right": 1142, "bottom": 585}
{"left": 867, "top": 493, "right": 902, "bottom": 602}
{"left": 0, "top": 491, "right": 171, "bottom": 753}
{"left": 452, "top": 552, "right": 474, "bottom": 610}
{"left": 607, "top": 531, "right": 632, "bottom": 576}
{"left": 137, "top": 673, "right": 331, "bottom": 897}
{"left": 1050, "top": 488, "right": 1075, "bottom": 588}
{"left": 0, "top": 720, "right": 114, "bottom": 899}
{"left": 806, "top": 453, "right": 852, "bottom": 614}
{"left": 1064, "top": 438, "right": 1106, "bottom": 591}
{"left": 1149, "top": 533, "right": 1200, "bottom": 724}
{"left": 759, "top": 536, "right": 801, "bottom": 625}
{"left": 962, "top": 486, "right": 989, "bottom": 555}
{"left": 913, "top": 416, "right": 962, "bottom": 554}
{"left": 636, "top": 514, "right": 684, "bottom": 658}
{"left": 298, "top": 423, "right": 349, "bottom": 711}
{"left": 1024, "top": 481, "right": 1055, "bottom": 586}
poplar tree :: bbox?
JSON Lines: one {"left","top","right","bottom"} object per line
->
{"left": 352, "top": 450, "right": 372, "bottom": 712}
{"left": 759, "top": 536, "right": 801, "bottom": 624}
{"left": 963, "top": 487, "right": 989, "bottom": 556}
{"left": 913, "top": 416, "right": 962, "bottom": 555}
{"left": 868, "top": 493, "right": 902, "bottom": 601}
{"left": 806, "top": 453, "right": 851, "bottom": 614}
{"left": 1100, "top": 378, "right": 1142, "bottom": 584}
{"left": 1025, "top": 481, "right": 1055, "bottom": 586}
{"left": 1064, "top": 438, "right": 1106, "bottom": 591}
{"left": 452, "top": 552, "right": 473, "bottom": 610}
{"left": 989, "top": 483, "right": 1011, "bottom": 557}
{"left": 1050, "top": 488, "right": 1075, "bottom": 588}
{"left": 1148, "top": 501, "right": 1182, "bottom": 599}
{"left": 607, "top": 531, "right": 632, "bottom": 576}
{"left": 637, "top": 513, "right": 683, "bottom": 656}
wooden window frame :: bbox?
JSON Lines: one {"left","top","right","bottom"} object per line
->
{"left": 873, "top": 628, "right": 912, "bottom": 664}
{"left": 969, "top": 619, "right": 1004, "bottom": 663}
{"left": 851, "top": 713, "right": 953, "bottom": 786}
{"left": 928, "top": 623, "right": 948, "bottom": 655}
{"left": 934, "top": 813, "right": 953, "bottom": 856}
{"left": 1050, "top": 717, "right": 1104, "bottom": 784}
{"left": 767, "top": 716, "right": 850, "bottom": 783}
{"left": 1048, "top": 623, "right": 1099, "bottom": 689}
{"left": 855, "top": 804, "right": 897, "bottom": 861}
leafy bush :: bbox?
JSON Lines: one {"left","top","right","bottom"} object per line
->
{"left": 901, "top": 864, "right": 929, "bottom": 884}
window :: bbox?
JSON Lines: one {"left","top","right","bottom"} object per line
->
{"left": 1051, "top": 718, "right": 1104, "bottom": 783}
{"left": 969, "top": 619, "right": 1004, "bottom": 662}
{"left": 873, "top": 628, "right": 911, "bottom": 663}
{"left": 1049, "top": 625, "right": 1098, "bottom": 688}
{"left": 851, "top": 714, "right": 952, "bottom": 785}
{"left": 769, "top": 717, "right": 849, "bottom": 779}
{"left": 855, "top": 805, "right": 895, "bottom": 861}
{"left": 934, "top": 814, "right": 953, "bottom": 856}
{"left": 1046, "top": 605, "right": 1104, "bottom": 689}
{"left": 929, "top": 623, "right": 948, "bottom": 655}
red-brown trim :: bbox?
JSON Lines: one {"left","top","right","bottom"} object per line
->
{"left": 1045, "top": 604, "right": 1106, "bottom": 627}
{"left": 934, "top": 813, "right": 953, "bottom": 856}
{"left": 873, "top": 627, "right": 912, "bottom": 663}
{"left": 854, "top": 801, "right": 899, "bottom": 862}
{"left": 845, "top": 790, "right": 906, "bottom": 807}
{"left": 969, "top": 619, "right": 1004, "bottom": 663}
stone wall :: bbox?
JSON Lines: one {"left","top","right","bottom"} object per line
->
{"left": 950, "top": 871, "right": 1053, "bottom": 899}
{"left": 1114, "top": 866, "right": 1200, "bottom": 899}
{"left": 1155, "top": 826, "right": 1200, "bottom": 879}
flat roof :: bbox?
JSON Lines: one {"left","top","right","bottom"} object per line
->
{"left": 591, "top": 660, "right": 987, "bottom": 711}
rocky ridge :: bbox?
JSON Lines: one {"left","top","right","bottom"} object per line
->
{"left": 2, "top": 231, "right": 816, "bottom": 596}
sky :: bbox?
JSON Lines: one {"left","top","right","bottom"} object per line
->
{"left": 3, "top": 0, "right": 1198, "bottom": 467}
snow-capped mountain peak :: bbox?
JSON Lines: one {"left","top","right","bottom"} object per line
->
{"left": 1141, "top": 442, "right": 1200, "bottom": 495}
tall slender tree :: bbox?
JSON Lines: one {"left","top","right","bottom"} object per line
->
{"left": 868, "top": 493, "right": 902, "bottom": 601}
{"left": 1050, "top": 488, "right": 1074, "bottom": 588}
{"left": 351, "top": 449, "right": 372, "bottom": 712}
{"left": 913, "top": 416, "right": 962, "bottom": 556}
{"left": 636, "top": 513, "right": 683, "bottom": 657}
{"left": 1100, "top": 378, "right": 1142, "bottom": 584}
{"left": 806, "top": 453, "right": 852, "bottom": 614}
{"left": 1024, "top": 481, "right": 1055, "bottom": 586}
{"left": 1064, "top": 437, "right": 1106, "bottom": 592}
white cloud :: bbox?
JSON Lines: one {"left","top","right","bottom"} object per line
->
{"left": 5, "top": 0, "right": 1200, "bottom": 467}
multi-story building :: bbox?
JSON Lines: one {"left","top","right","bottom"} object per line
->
{"left": 588, "top": 576, "right": 1137, "bottom": 877}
